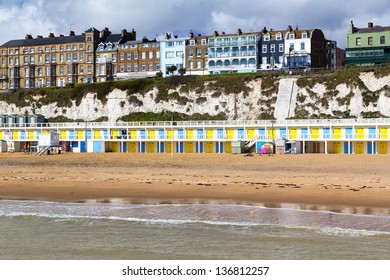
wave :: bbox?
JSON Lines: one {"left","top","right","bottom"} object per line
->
{"left": 1, "top": 200, "right": 390, "bottom": 237}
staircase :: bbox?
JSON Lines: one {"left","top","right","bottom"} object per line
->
{"left": 274, "top": 78, "right": 297, "bottom": 120}
{"left": 36, "top": 146, "right": 50, "bottom": 156}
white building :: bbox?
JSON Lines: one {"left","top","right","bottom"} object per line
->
{"left": 208, "top": 29, "right": 261, "bottom": 74}
{"left": 160, "top": 33, "right": 187, "bottom": 77}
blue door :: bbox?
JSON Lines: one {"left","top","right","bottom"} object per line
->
{"left": 344, "top": 142, "right": 352, "bottom": 154}
{"left": 93, "top": 141, "right": 103, "bottom": 153}
{"left": 216, "top": 142, "right": 224, "bottom": 153}
{"left": 158, "top": 142, "right": 165, "bottom": 153}
{"left": 139, "top": 142, "right": 146, "bottom": 152}
{"left": 345, "top": 128, "right": 353, "bottom": 139}
{"left": 300, "top": 128, "right": 308, "bottom": 139}
{"left": 158, "top": 130, "right": 165, "bottom": 140}
{"left": 368, "top": 142, "right": 376, "bottom": 154}
{"left": 176, "top": 142, "right": 184, "bottom": 153}
{"left": 258, "top": 128, "right": 266, "bottom": 140}
{"left": 237, "top": 128, "right": 245, "bottom": 139}
{"left": 368, "top": 127, "right": 376, "bottom": 139}
{"left": 196, "top": 142, "right": 203, "bottom": 153}
{"left": 217, "top": 129, "right": 224, "bottom": 139}
{"left": 80, "top": 141, "right": 86, "bottom": 153}
{"left": 323, "top": 128, "right": 330, "bottom": 139}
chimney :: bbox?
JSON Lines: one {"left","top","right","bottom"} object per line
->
{"left": 173, "top": 35, "right": 178, "bottom": 39}
{"left": 262, "top": 26, "right": 267, "bottom": 34}
{"left": 142, "top": 36, "right": 148, "bottom": 42}
{"left": 198, "top": 34, "right": 202, "bottom": 37}
{"left": 237, "top": 28, "right": 242, "bottom": 35}
{"left": 130, "top": 28, "right": 136, "bottom": 40}
{"left": 221, "top": 32, "right": 225, "bottom": 35}
{"left": 189, "top": 32, "right": 194, "bottom": 38}
{"left": 37, "top": 35, "right": 43, "bottom": 39}
{"left": 48, "top": 33, "right": 55, "bottom": 38}
{"left": 368, "top": 22, "right": 373, "bottom": 28}
{"left": 121, "top": 29, "right": 127, "bottom": 38}
{"left": 165, "top": 33, "right": 171, "bottom": 40}
{"left": 100, "top": 27, "right": 111, "bottom": 39}
{"left": 287, "top": 25, "right": 293, "bottom": 32}
{"left": 25, "top": 34, "right": 33, "bottom": 39}
{"left": 69, "top": 31, "right": 75, "bottom": 36}
{"left": 213, "top": 31, "right": 219, "bottom": 36}
{"left": 60, "top": 34, "right": 64, "bottom": 37}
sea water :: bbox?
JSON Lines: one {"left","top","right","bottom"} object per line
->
{"left": 0, "top": 199, "right": 389, "bottom": 260}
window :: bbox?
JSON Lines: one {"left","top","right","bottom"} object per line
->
{"left": 148, "top": 63, "right": 153, "bottom": 71}
{"left": 79, "top": 44, "right": 83, "bottom": 50}
{"left": 189, "top": 49, "right": 193, "bottom": 57}
{"left": 176, "top": 51, "right": 184, "bottom": 57}
{"left": 152, "top": 42, "right": 158, "bottom": 47}
{"left": 66, "top": 53, "right": 71, "bottom": 61}
{"left": 60, "top": 46, "right": 64, "bottom": 51}
{"left": 51, "top": 46, "right": 56, "bottom": 52}
{"left": 196, "top": 49, "right": 201, "bottom": 57}
{"left": 289, "top": 34, "right": 294, "bottom": 39}
{"left": 368, "top": 37, "right": 373, "bottom": 45}
{"left": 262, "top": 57, "right": 267, "bottom": 64}
{"left": 60, "top": 54, "right": 64, "bottom": 62}
{"left": 201, "top": 39, "right": 207, "bottom": 45}
{"left": 134, "top": 53, "right": 138, "bottom": 59}
{"left": 149, "top": 51, "right": 153, "bottom": 59}
{"left": 276, "top": 33, "right": 282, "bottom": 40}
{"left": 156, "top": 51, "right": 160, "bottom": 59}
{"left": 156, "top": 63, "right": 160, "bottom": 71}
{"left": 302, "top": 33, "right": 307, "bottom": 39}
{"left": 127, "top": 64, "right": 131, "bottom": 72}
{"left": 289, "top": 43, "right": 294, "bottom": 51}
{"left": 197, "top": 60, "right": 201, "bottom": 68}
{"left": 264, "top": 34, "right": 270, "bottom": 41}
{"left": 380, "top": 36, "right": 385, "bottom": 44}
{"left": 262, "top": 45, "right": 267, "bottom": 53}
{"left": 130, "top": 44, "right": 136, "bottom": 48}
{"left": 190, "top": 40, "right": 195, "bottom": 46}
{"left": 356, "top": 37, "right": 361, "bottom": 46}
{"left": 30, "top": 48, "right": 35, "bottom": 53}
{"left": 176, "top": 41, "right": 184, "bottom": 46}
{"left": 45, "top": 55, "right": 50, "bottom": 63}
{"left": 73, "top": 53, "right": 77, "bottom": 61}
{"left": 30, "top": 56, "right": 34, "bottom": 64}
{"left": 51, "top": 54, "right": 56, "bottom": 63}
{"left": 60, "top": 66, "right": 64, "bottom": 75}
{"left": 87, "top": 55, "right": 92, "bottom": 63}
{"left": 279, "top": 44, "right": 284, "bottom": 52}
{"left": 45, "top": 47, "right": 50, "bottom": 52}
{"left": 120, "top": 53, "right": 124, "bottom": 60}
{"left": 87, "top": 65, "right": 92, "bottom": 74}
{"left": 79, "top": 52, "right": 84, "bottom": 61}
{"left": 141, "top": 64, "right": 146, "bottom": 71}
{"left": 301, "top": 42, "right": 305, "bottom": 50}
{"left": 80, "top": 66, "right": 84, "bottom": 74}
{"left": 167, "top": 42, "right": 174, "bottom": 47}
{"left": 120, "top": 64, "right": 124, "bottom": 72}
{"left": 270, "top": 44, "right": 275, "bottom": 53}
{"left": 166, "top": 51, "right": 175, "bottom": 58}
{"left": 66, "top": 45, "right": 71, "bottom": 51}
{"left": 134, "top": 64, "right": 138, "bottom": 71}
{"left": 24, "top": 56, "right": 28, "bottom": 64}
{"left": 143, "top": 43, "right": 150, "bottom": 48}
{"left": 142, "top": 52, "right": 146, "bottom": 59}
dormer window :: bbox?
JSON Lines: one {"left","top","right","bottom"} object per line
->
{"left": 99, "top": 43, "right": 105, "bottom": 51}
{"left": 289, "top": 33, "right": 295, "bottom": 39}
{"left": 276, "top": 33, "right": 282, "bottom": 41}
{"left": 107, "top": 42, "right": 113, "bottom": 51}
{"left": 190, "top": 40, "right": 195, "bottom": 46}
{"left": 302, "top": 33, "right": 307, "bottom": 39}
{"left": 264, "top": 34, "right": 270, "bottom": 41}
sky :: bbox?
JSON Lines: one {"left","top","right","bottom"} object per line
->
{"left": 1, "top": 0, "right": 390, "bottom": 49}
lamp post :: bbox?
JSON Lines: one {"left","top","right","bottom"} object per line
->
{"left": 271, "top": 119, "right": 276, "bottom": 154}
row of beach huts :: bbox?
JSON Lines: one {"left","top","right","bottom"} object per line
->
{"left": 2, "top": 117, "right": 390, "bottom": 155}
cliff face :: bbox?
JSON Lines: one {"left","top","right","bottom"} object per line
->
{"left": 1, "top": 70, "right": 390, "bottom": 121}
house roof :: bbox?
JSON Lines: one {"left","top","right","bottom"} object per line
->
{"left": 356, "top": 26, "right": 390, "bottom": 34}
{"left": 1, "top": 35, "right": 85, "bottom": 48}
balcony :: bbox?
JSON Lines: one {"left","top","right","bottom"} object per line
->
{"left": 96, "top": 57, "right": 113, "bottom": 64}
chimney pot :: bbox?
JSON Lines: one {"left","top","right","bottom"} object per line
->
{"left": 368, "top": 22, "right": 373, "bottom": 28}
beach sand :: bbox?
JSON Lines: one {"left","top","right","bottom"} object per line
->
{"left": 0, "top": 152, "right": 389, "bottom": 209}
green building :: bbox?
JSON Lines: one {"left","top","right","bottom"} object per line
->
{"left": 345, "top": 21, "right": 390, "bottom": 65}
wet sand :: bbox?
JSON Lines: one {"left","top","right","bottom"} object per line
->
{"left": 0, "top": 153, "right": 389, "bottom": 208}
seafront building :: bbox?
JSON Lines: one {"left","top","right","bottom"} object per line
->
{"left": 345, "top": 21, "right": 390, "bottom": 65}
{"left": 207, "top": 29, "right": 261, "bottom": 74}
{"left": 1, "top": 118, "right": 390, "bottom": 155}
{"left": 0, "top": 23, "right": 338, "bottom": 91}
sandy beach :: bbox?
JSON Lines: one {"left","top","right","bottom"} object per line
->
{"left": 0, "top": 152, "right": 389, "bottom": 209}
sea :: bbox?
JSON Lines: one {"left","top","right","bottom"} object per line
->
{"left": 0, "top": 199, "right": 390, "bottom": 260}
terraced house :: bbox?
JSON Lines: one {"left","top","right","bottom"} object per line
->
{"left": 95, "top": 28, "right": 136, "bottom": 82}
{"left": 0, "top": 29, "right": 102, "bottom": 91}
{"left": 208, "top": 29, "right": 261, "bottom": 74}
{"left": 117, "top": 36, "right": 160, "bottom": 79}
{"left": 346, "top": 21, "right": 390, "bottom": 65}
{"left": 186, "top": 32, "right": 209, "bottom": 75}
